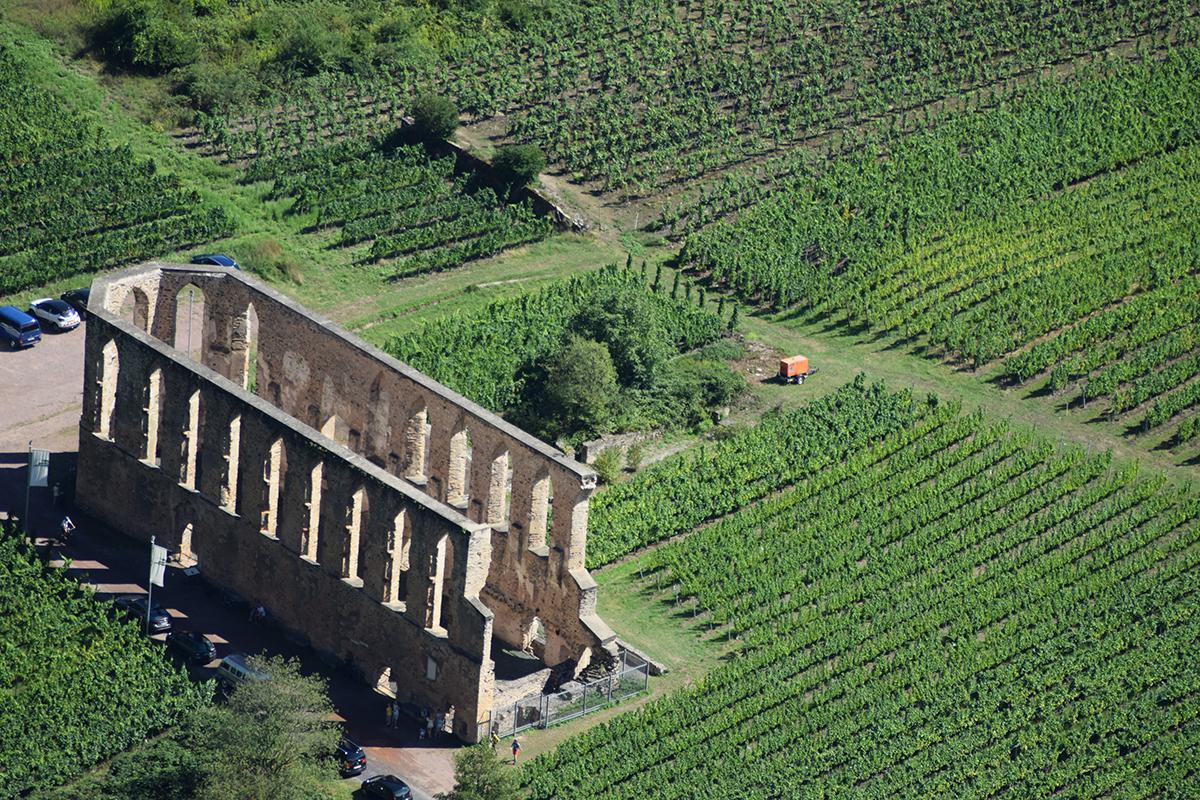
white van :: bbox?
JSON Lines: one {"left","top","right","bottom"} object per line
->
{"left": 216, "top": 653, "right": 269, "bottom": 692}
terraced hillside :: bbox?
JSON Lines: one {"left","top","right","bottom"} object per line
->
{"left": 243, "top": 139, "right": 551, "bottom": 278}
{"left": 529, "top": 380, "right": 1200, "bottom": 797}
{"left": 0, "top": 41, "right": 231, "bottom": 296}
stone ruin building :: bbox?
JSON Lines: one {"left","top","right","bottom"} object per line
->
{"left": 76, "top": 262, "right": 617, "bottom": 741}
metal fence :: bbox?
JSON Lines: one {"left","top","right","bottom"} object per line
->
{"left": 488, "top": 650, "right": 649, "bottom": 738}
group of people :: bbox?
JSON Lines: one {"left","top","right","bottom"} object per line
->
{"left": 384, "top": 702, "right": 455, "bottom": 742}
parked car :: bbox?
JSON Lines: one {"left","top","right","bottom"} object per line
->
{"left": 190, "top": 253, "right": 239, "bottom": 269}
{"left": 113, "top": 594, "right": 172, "bottom": 634}
{"left": 360, "top": 775, "right": 412, "bottom": 799}
{"left": 215, "top": 652, "right": 269, "bottom": 693}
{"left": 335, "top": 736, "right": 367, "bottom": 778}
{"left": 166, "top": 629, "right": 217, "bottom": 664}
{"left": 0, "top": 305, "right": 41, "bottom": 349}
{"left": 29, "top": 298, "right": 80, "bottom": 331}
{"left": 60, "top": 287, "right": 90, "bottom": 318}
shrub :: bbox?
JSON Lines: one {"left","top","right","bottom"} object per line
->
{"left": 96, "top": 0, "right": 199, "bottom": 73}
{"left": 593, "top": 447, "right": 624, "bottom": 485}
{"left": 492, "top": 143, "right": 547, "bottom": 189}
{"left": 625, "top": 442, "right": 645, "bottom": 472}
{"left": 410, "top": 92, "right": 459, "bottom": 141}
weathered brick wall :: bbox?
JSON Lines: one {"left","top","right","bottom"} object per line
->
{"left": 76, "top": 263, "right": 616, "bottom": 740}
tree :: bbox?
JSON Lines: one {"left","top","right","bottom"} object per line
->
{"left": 571, "top": 285, "right": 673, "bottom": 389}
{"left": 437, "top": 745, "right": 520, "bottom": 800}
{"left": 185, "top": 656, "right": 340, "bottom": 800}
{"left": 534, "top": 335, "right": 620, "bottom": 436}
{"left": 492, "top": 144, "right": 546, "bottom": 190}
{"left": 410, "top": 92, "right": 459, "bottom": 141}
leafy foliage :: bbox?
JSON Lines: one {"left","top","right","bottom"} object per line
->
{"left": 186, "top": 656, "right": 341, "bottom": 800}
{"left": 385, "top": 265, "right": 723, "bottom": 413}
{"left": 0, "top": 523, "right": 208, "bottom": 798}
{"left": 438, "top": 745, "right": 521, "bottom": 800}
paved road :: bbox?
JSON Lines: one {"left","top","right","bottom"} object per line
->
{"left": 0, "top": 320, "right": 454, "bottom": 798}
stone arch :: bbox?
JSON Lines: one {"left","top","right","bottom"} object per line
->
{"left": 403, "top": 406, "right": 428, "bottom": 481}
{"left": 233, "top": 302, "right": 260, "bottom": 393}
{"left": 119, "top": 287, "right": 150, "bottom": 331}
{"left": 366, "top": 373, "right": 391, "bottom": 461}
{"left": 529, "top": 472, "right": 552, "bottom": 550}
{"left": 447, "top": 428, "right": 472, "bottom": 507}
{"left": 261, "top": 438, "right": 284, "bottom": 537}
{"left": 96, "top": 339, "right": 119, "bottom": 439}
{"left": 439, "top": 534, "right": 456, "bottom": 635}
{"left": 222, "top": 414, "right": 241, "bottom": 513}
{"left": 384, "top": 509, "right": 409, "bottom": 605}
{"left": 342, "top": 486, "right": 366, "bottom": 583}
{"left": 486, "top": 449, "right": 511, "bottom": 526}
{"left": 141, "top": 368, "right": 163, "bottom": 464}
{"left": 180, "top": 390, "right": 201, "bottom": 490}
{"left": 173, "top": 283, "right": 206, "bottom": 362}
{"left": 303, "top": 460, "right": 323, "bottom": 562}
{"left": 179, "top": 520, "right": 195, "bottom": 562}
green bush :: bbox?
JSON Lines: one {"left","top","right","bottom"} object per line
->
{"left": 519, "top": 335, "right": 620, "bottom": 439}
{"left": 96, "top": 0, "right": 199, "bottom": 73}
{"left": 492, "top": 143, "right": 547, "bottom": 189}
{"left": 274, "top": 14, "right": 353, "bottom": 77}
{"left": 410, "top": 92, "right": 459, "bottom": 141}
{"left": 593, "top": 448, "right": 624, "bottom": 485}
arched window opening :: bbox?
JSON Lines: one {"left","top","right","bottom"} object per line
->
{"left": 486, "top": 451, "right": 510, "bottom": 526}
{"left": 141, "top": 369, "right": 162, "bottom": 463}
{"left": 448, "top": 429, "right": 471, "bottom": 507}
{"left": 261, "top": 438, "right": 283, "bottom": 537}
{"left": 173, "top": 284, "right": 206, "bottom": 362}
{"left": 181, "top": 390, "right": 200, "bottom": 490}
{"left": 96, "top": 340, "right": 119, "bottom": 439}
{"left": 119, "top": 287, "right": 150, "bottom": 331}
{"left": 342, "top": 487, "right": 365, "bottom": 583}
{"left": 302, "top": 461, "right": 323, "bottom": 562}
{"left": 236, "top": 302, "right": 260, "bottom": 393}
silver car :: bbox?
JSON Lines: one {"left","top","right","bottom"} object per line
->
{"left": 29, "top": 298, "right": 80, "bottom": 331}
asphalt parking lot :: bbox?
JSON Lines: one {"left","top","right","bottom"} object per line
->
{"left": 0, "top": 319, "right": 454, "bottom": 798}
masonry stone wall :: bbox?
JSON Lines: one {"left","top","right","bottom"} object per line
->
{"left": 76, "top": 262, "right": 616, "bottom": 741}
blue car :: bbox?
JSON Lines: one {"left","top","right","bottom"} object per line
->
{"left": 0, "top": 305, "right": 41, "bottom": 348}
{"left": 190, "top": 253, "right": 239, "bottom": 269}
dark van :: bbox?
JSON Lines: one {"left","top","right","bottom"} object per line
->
{"left": 0, "top": 306, "right": 41, "bottom": 348}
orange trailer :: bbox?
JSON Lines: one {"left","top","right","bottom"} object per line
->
{"left": 779, "top": 355, "right": 815, "bottom": 384}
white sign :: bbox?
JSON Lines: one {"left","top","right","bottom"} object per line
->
{"left": 28, "top": 448, "right": 50, "bottom": 488}
{"left": 149, "top": 543, "right": 169, "bottom": 587}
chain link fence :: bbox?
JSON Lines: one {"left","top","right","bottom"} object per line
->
{"left": 487, "top": 650, "right": 649, "bottom": 738}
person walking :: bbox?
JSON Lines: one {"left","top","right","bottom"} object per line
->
{"left": 385, "top": 702, "right": 394, "bottom": 728}
{"left": 490, "top": 727, "right": 500, "bottom": 752}
{"left": 434, "top": 711, "right": 445, "bottom": 741}
{"left": 511, "top": 736, "right": 521, "bottom": 765}
{"left": 59, "top": 515, "right": 75, "bottom": 542}
{"left": 391, "top": 701, "right": 400, "bottom": 729}
{"left": 425, "top": 712, "right": 435, "bottom": 741}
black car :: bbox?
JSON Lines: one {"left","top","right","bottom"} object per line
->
{"left": 360, "top": 775, "right": 412, "bottom": 799}
{"left": 60, "top": 287, "right": 90, "bottom": 319}
{"left": 113, "top": 594, "right": 172, "bottom": 634}
{"left": 335, "top": 736, "right": 367, "bottom": 777}
{"left": 166, "top": 630, "right": 217, "bottom": 663}
{"left": 190, "top": 253, "right": 239, "bottom": 269}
